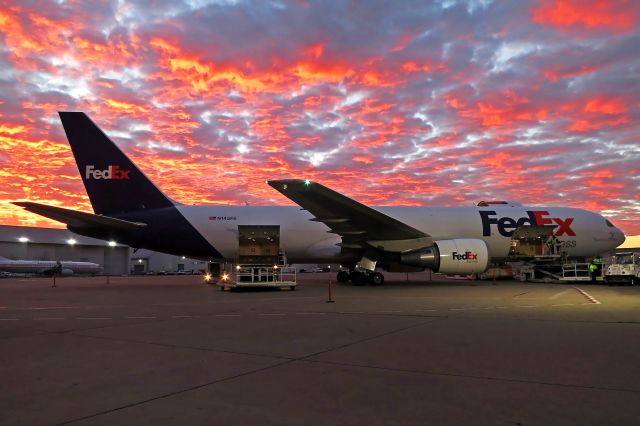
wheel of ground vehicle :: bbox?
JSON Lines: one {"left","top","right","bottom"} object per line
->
{"left": 336, "top": 270, "right": 350, "bottom": 283}
{"left": 351, "top": 271, "right": 367, "bottom": 286}
{"left": 369, "top": 272, "right": 384, "bottom": 286}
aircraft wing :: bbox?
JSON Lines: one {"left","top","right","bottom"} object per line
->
{"left": 12, "top": 202, "right": 146, "bottom": 231}
{"left": 267, "top": 180, "right": 429, "bottom": 248}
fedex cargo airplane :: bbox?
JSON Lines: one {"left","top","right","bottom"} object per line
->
{"left": 13, "top": 112, "right": 625, "bottom": 285}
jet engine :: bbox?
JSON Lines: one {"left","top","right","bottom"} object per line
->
{"left": 400, "top": 238, "right": 489, "bottom": 275}
{"left": 60, "top": 269, "right": 74, "bottom": 276}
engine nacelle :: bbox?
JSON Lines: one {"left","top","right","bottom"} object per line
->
{"left": 60, "top": 268, "right": 74, "bottom": 276}
{"left": 400, "top": 238, "right": 489, "bottom": 275}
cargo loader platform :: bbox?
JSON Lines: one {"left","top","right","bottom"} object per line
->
{"left": 216, "top": 265, "right": 297, "bottom": 291}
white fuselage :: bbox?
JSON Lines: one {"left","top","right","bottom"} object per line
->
{"left": 176, "top": 205, "right": 625, "bottom": 262}
{"left": 0, "top": 259, "right": 102, "bottom": 274}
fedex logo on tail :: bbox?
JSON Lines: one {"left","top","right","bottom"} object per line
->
{"left": 85, "top": 165, "right": 130, "bottom": 180}
{"left": 479, "top": 210, "right": 575, "bottom": 237}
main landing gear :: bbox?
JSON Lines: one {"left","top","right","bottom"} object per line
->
{"left": 336, "top": 270, "right": 385, "bottom": 286}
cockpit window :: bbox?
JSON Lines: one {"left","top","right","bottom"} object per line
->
{"left": 605, "top": 219, "right": 614, "bottom": 227}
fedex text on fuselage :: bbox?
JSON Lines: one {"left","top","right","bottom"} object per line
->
{"left": 479, "top": 210, "right": 576, "bottom": 237}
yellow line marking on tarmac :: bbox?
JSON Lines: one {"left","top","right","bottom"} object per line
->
{"left": 517, "top": 305, "right": 538, "bottom": 308}
{"left": 551, "top": 303, "right": 574, "bottom": 307}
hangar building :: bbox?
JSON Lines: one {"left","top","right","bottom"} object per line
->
{"left": 0, "top": 225, "right": 206, "bottom": 276}
{"left": 0, "top": 225, "right": 130, "bottom": 275}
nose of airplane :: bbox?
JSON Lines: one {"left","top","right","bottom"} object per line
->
{"left": 615, "top": 228, "right": 626, "bottom": 247}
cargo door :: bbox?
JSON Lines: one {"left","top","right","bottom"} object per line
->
{"left": 238, "top": 225, "right": 280, "bottom": 265}
{"left": 509, "top": 225, "right": 556, "bottom": 257}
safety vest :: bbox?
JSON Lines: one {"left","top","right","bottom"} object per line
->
{"left": 589, "top": 263, "right": 598, "bottom": 272}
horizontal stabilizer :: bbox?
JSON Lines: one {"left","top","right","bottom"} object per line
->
{"left": 12, "top": 202, "right": 147, "bottom": 231}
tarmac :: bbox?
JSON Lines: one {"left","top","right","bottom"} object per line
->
{"left": 1, "top": 272, "right": 640, "bottom": 425}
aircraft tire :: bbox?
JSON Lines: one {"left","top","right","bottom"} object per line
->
{"left": 336, "top": 271, "right": 350, "bottom": 283}
{"left": 369, "top": 272, "right": 384, "bottom": 286}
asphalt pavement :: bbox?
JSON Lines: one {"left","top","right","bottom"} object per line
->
{"left": 1, "top": 273, "right": 640, "bottom": 425}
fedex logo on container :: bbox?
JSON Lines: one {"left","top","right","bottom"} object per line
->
{"left": 85, "top": 165, "right": 130, "bottom": 180}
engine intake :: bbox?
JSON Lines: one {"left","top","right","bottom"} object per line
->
{"left": 400, "top": 238, "right": 489, "bottom": 275}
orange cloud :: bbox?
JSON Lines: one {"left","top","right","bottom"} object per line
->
{"left": 583, "top": 97, "right": 627, "bottom": 115}
{"left": 0, "top": 124, "right": 27, "bottom": 135}
{"left": 532, "top": 0, "right": 637, "bottom": 31}
{"left": 105, "top": 99, "right": 150, "bottom": 114}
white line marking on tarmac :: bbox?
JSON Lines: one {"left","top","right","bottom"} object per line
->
{"left": 339, "top": 311, "right": 364, "bottom": 314}
{"left": 24, "top": 307, "right": 73, "bottom": 310}
{"left": 450, "top": 308, "right": 469, "bottom": 311}
{"left": 495, "top": 306, "right": 508, "bottom": 309}
{"left": 573, "top": 287, "right": 601, "bottom": 304}
{"left": 172, "top": 315, "right": 194, "bottom": 318}
{"left": 415, "top": 309, "right": 437, "bottom": 312}
{"left": 77, "top": 317, "right": 112, "bottom": 320}
{"left": 376, "top": 310, "right": 402, "bottom": 313}
{"left": 0, "top": 318, "right": 19, "bottom": 321}
{"left": 259, "top": 313, "right": 286, "bottom": 316}
{"left": 0, "top": 307, "right": 7, "bottom": 309}
{"left": 517, "top": 305, "right": 537, "bottom": 308}
{"left": 549, "top": 289, "right": 573, "bottom": 300}
{"left": 215, "top": 314, "right": 240, "bottom": 317}
{"left": 33, "top": 318, "right": 65, "bottom": 321}
{"left": 126, "top": 316, "right": 157, "bottom": 319}
{"left": 296, "top": 312, "right": 326, "bottom": 315}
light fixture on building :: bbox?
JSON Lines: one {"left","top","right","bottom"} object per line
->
{"left": 67, "top": 238, "right": 77, "bottom": 245}
{"left": 108, "top": 241, "right": 117, "bottom": 247}
{"left": 18, "top": 237, "right": 29, "bottom": 243}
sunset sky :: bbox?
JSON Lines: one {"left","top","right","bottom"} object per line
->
{"left": 0, "top": 0, "right": 638, "bottom": 235}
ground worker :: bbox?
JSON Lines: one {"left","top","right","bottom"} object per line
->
{"left": 547, "top": 234, "right": 559, "bottom": 255}
{"left": 593, "top": 255, "right": 604, "bottom": 277}
{"left": 589, "top": 260, "right": 599, "bottom": 283}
